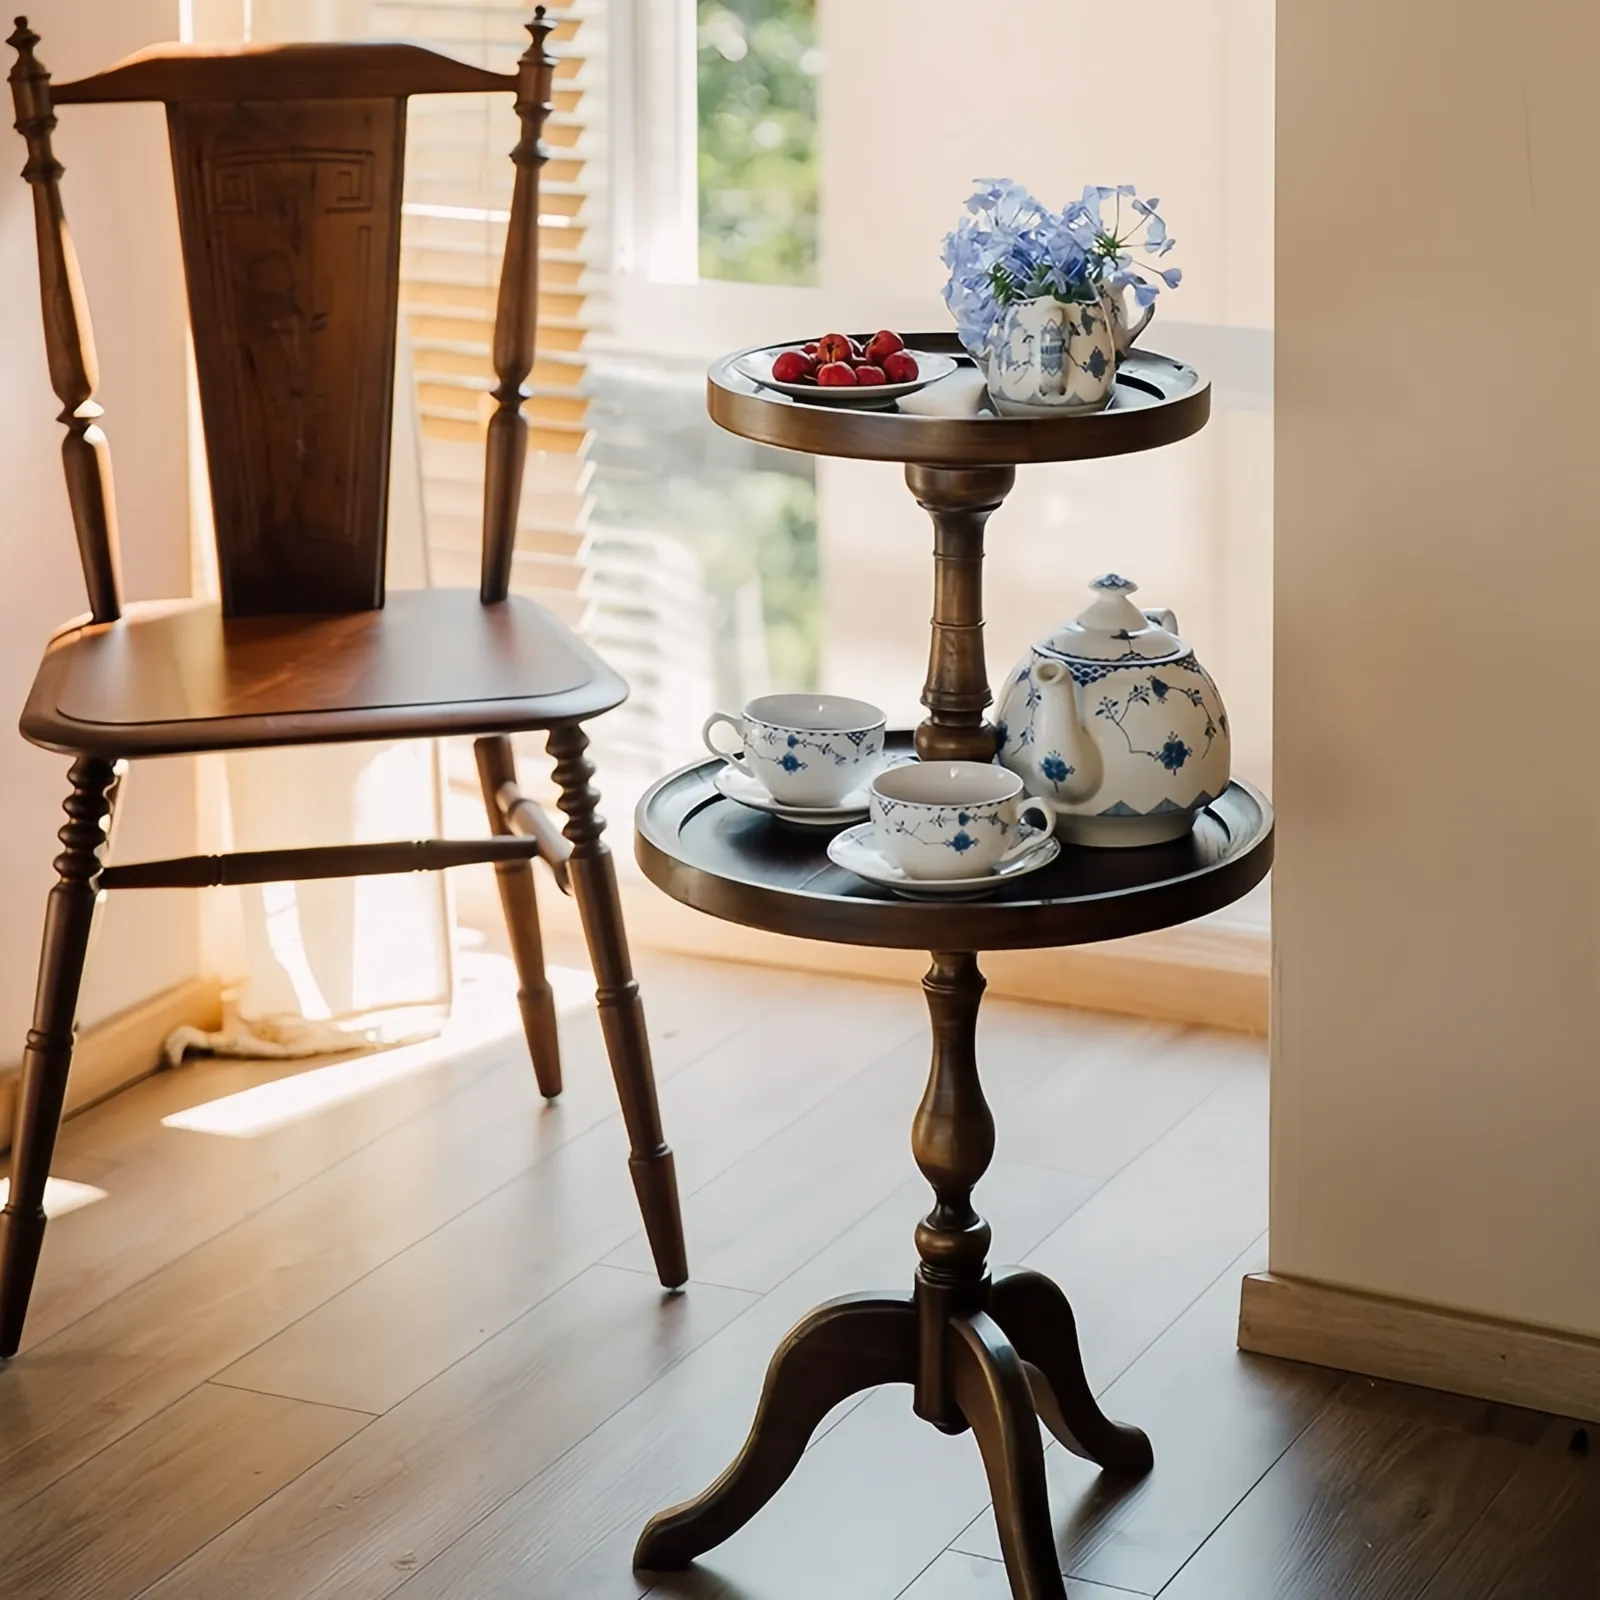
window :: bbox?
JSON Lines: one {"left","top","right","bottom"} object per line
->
{"left": 697, "top": 0, "right": 819, "bottom": 285}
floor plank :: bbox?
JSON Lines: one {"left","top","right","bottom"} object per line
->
{"left": 1415, "top": 1421, "right": 1600, "bottom": 1599}
{"left": 0, "top": 956, "right": 804, "bottom": 1510}
{"left": 217, "top": 972, "right": 921, "bottom": 1412}
{"left": 1155, "top": 1380, "right": 1543, "bottom": 1600}
{"left": 951, "top": 1241, "right": 1345, "bottom": 1593}
{"left": 0, "top": 1381, "right": 367, "bottom": 1600}
{"left": 139, "top": 1265, "right": 753, "bottom": 1600}
{"left": 896, "top": 1550, "right": 1136, "bottom": 1600}
{"left": 12, "top": 944, "right": 781, "bottom": 1351}
{"left": 996, "top": 1017, "right": 1244, "bottom": 1179}
{"left": 1016, "top": 1063, "right": 1270, "bottom": 1391}
{"left": 604, "top": 998, "right": 1189, "bottom": 1294}
{"left": 384, "top": 1163, "right": 1101, "bottom": 1600}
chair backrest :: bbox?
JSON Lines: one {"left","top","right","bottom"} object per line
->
{"left": 7, "top": 12, "right": 553, "bottom": 620}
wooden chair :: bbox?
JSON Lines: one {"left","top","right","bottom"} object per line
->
{"left": 0, "top": 11, "right": 687, "bottom": 1360}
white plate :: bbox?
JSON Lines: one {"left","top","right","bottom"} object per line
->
{"left": 713, "top": 754, "right": 917, "bottom": 826}
{"left": 734, "top": 345, "right": 959, "bottom": 408}
{"left": 826, "top": 821, "right": 1060, "bottom": 900}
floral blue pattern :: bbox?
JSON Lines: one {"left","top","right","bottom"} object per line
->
{"left": 749, "top": 722, "right": 878, "bottom": 770}
{"left": 1040, "top": 752, "right": 1073, "bottom": 784}
{"left": 1157, "top": 737, "right": 1191, "bottom": 772}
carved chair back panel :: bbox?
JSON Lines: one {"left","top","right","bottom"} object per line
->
{"left": 169, "top": 97, "right": 405, "bottom": 616}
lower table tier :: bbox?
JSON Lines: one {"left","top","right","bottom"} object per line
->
{"left": 634, "top": 734, "right": 1274, "bottom": 951}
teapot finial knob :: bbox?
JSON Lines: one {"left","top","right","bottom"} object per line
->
{"left": 1090, "top": 573, "right": 1139, "bottom": 595}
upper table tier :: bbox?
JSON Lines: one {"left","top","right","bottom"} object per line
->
{"left": 706, "top": 333, "right": 1208, "bottom": 467}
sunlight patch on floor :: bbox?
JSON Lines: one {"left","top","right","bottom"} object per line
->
{"left": 0, "top": 1176, "right": 108, "bottom": 1218}
{"left": 159, "top": 955, "right": 596, "bottom": 1140}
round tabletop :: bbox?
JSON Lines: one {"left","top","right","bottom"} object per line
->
{"left": 706, "top": 333, "right": 1209, "bottom": 467}
{"left": 634, "top": 737, "right": 1273, "bottom": 953}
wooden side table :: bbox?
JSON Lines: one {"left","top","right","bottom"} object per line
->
{"left": 632, "top": 342, "right": 1272, "bottom": 1600}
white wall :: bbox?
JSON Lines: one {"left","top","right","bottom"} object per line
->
{"left": 0, "top": 0, "right": 199, "bottom": 1052}
{"left": 813, "top": 0, "right": 1276, "bottom": 794}
{"left": 1274, "top": 0, "right": 1600, "bottom": 1335}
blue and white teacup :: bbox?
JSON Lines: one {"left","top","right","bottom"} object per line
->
{"left": 868, "top": 761, "right": 1054, "bottom": 880}
{"left": 702, "top": 693, "right": 887, "bottom": 808}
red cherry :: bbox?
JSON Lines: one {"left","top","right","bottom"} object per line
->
{"left": 802, "top": 342, "right": 819, "bottom": 355}
{"left": 816, "top": 333, "right": 852, "bottom": 365}
{"left": 815, "top": 361, "right": 858, "bottom": 386}
{"left": 772, "top": 349, "right": 815, "bottom": 383}
{"left": 864, "top": 329, "right": 905, "bottom": 366}
{"left": 854, "top": 364, "right": 887, "bottom": 385}
{"left": 882, "top": 350, "right": 920, "bottom": 383}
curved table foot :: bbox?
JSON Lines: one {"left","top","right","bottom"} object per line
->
{"left": 949, "top": 1310, "right": 1068, "bottom": 1600}
{"left": 633, "top": 1292, "right": 916, "bottom": 1572}
{"left": 990, "top": 1267, "right": 1154, "bottom": 1475}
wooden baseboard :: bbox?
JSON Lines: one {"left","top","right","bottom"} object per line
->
{"left": 0, "top": 976, "right": 225, "bottom": 1157}
{"left": 1238, "top": 1271, "right": 1600, "bottom": 1426}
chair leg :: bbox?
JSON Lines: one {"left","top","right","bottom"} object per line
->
{"left": 474, "top": 735, "right": 562, "bottom": 1099}
{"left": 0, "top": 756, "right": 118, "bottom": 1359}
{"left": 547, "top": 722, "right": 688, "bottom": 1289}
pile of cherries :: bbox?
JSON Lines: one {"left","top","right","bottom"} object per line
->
{"left": 771, "top": 330, "right": 920, "bottom": 388}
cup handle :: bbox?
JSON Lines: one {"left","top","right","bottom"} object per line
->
{"left": 1000, "top": 797, "right": 1056, "bottom": 859}
{"left": 1126, "top": 299, "right": 1156, "bottom": 348}
{"left": 702, "top": 711, "right": 747, "bottom": 764}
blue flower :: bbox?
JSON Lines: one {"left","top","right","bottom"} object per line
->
{"left": 786, "top": 733, "right": 799, "bottom": 747}
{"left": 1040, "top": 753, "right": 1073, "bottom": 784}
{"left": 1157, "top": 736, "right": 1191, "bottom": 772}
{"left": 944, "top": 178, "right": 1146, "bottom": 357}
{"left": 948, "top": 830, "right": 977, "bottom": 853}
{"left": 1150, "top": 677, "right": 1169, "bottom": 700}
{"left": 778, "top": 753, "right": 806, "bottom": 773}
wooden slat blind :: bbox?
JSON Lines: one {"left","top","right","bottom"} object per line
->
{"left": 368, "top": 0, "right": 600, "bottom": 621}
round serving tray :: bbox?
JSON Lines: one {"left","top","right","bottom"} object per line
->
{"left": 706, "top": 332, "right": 1209, "bottom": 467}
{"left": 634, "top": 733, "right": 1273, "bottom": 953}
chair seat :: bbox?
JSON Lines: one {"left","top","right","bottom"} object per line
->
{"left": 21, "top": 590, "right": 627, "bottom": 757}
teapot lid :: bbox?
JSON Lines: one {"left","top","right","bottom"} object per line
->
{"left": 1039, "top": 574, "right": 1186, "bottom": 663}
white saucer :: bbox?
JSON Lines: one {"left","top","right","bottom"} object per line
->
{"left": 826, "top": 822, "right": 1060, "bottom": 900}
{"left": 712, "top": 761, "right": 875, "bottom": 826}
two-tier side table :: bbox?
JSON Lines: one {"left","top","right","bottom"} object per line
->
{"left": 631, "top": 335, "right": 1275, "bottom": 1600}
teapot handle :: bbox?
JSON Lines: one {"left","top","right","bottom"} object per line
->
{"left": 1125, "top": 299, "right": 1156, "bottom": 347}
{"left": 1142, "top": 606, "right": 1178, "bottom": 633}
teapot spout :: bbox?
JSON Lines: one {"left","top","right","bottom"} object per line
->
{"left": 1030, "top": 659, "right": 1102, "bottom": 803}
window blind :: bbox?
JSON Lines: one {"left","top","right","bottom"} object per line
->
{"left": 368, "top": 0, "right": 598, "bottom": 630}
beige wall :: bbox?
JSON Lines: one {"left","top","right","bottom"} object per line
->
{"left": 814, "top": 0, "right": 1276, "bottom": 795}
{"left": 0, "top": 0, "right": 200, "bottom": 1054}
{"left": 1274, "top": 0, "right": 1600, "bottom": 1335}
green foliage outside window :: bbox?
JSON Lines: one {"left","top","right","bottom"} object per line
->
{"left": 698, "top": 0, "right": 819, "bottom": 285}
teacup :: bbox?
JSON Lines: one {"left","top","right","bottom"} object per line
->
{"left": 868, "top": 761, "right": 1053, "bottom": 880}
{"left": 702, "top": 694, "right": 887, "bottom": 807}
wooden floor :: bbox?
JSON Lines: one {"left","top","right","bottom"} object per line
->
{"left": 1, "top": 938, "right": 1593, "bottom": 1599}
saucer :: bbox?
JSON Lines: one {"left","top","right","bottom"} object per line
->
{"left": 826, "top": 822, "right": 1060, "bottom": 900}
{"left": 713, "top": 761, "right": 874, "bottom": 826}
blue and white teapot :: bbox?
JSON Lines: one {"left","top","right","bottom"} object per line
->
{"left": 995, "top": 574, "right": 1230, "bottom": 847}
